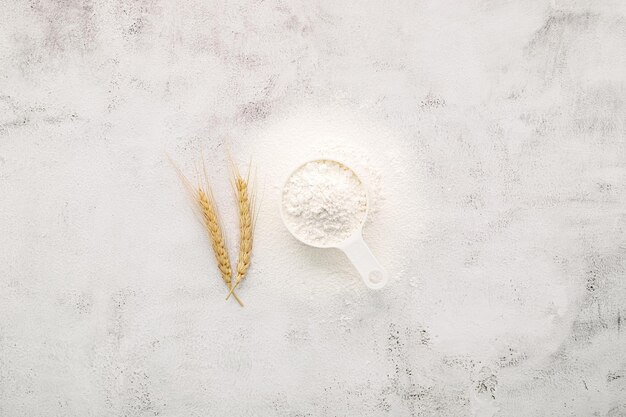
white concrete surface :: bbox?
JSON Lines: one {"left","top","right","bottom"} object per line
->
{"left": 1, "top": 1, "right": 625, "bottom": 416}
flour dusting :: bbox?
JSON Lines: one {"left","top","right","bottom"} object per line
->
{"left": 282, "top": 160, "right": 368, "bottom": 246}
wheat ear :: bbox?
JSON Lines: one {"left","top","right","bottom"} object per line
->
{"left": 196, "top": 187, "right": 244, "bottom": 307}
{"left": 225, "top": 170, "right": 255, "bottom": 300}
{"left": 168, "top": 154, "right": 243, "bottom": 306}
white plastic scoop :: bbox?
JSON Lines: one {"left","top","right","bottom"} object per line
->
{"left": 280, "top": 159, "right": 388, "bottom": 290}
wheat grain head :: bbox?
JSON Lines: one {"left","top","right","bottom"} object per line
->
{"left": 225, "top": 163, "right": 256, "bottom": 300}
{"left": 168, "top": 154, "right": 243, "bottom": 306}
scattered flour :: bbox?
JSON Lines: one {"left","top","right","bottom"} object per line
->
{"left": 282, "top": 160, "right": 368, "bottom": 246}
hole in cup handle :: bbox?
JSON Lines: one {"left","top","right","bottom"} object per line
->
{"left": 339, "top": 233, "right": 388, "bottom": 290}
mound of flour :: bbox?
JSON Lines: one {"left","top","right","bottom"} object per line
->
{"left": 282, "top": 160, "right": 367, "bottom": 246}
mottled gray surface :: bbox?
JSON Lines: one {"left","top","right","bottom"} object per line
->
{"left": 1, "top": 1, "right": 625, "bottom": 416}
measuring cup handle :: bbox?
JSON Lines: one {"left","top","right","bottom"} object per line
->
{"left": 340, "top": 232, "right": 388, "bottom": 290}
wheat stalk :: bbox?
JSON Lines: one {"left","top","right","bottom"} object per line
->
{"left": 168, "top": 154, "right": 243, "bottom": 307}
{"left": 226, "top": 166, "right": 256, "bottom": 300}
{"left": 196, "top": 187, "right": 244, "bottom": 307}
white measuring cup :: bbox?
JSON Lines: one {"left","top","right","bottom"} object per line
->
{"left": 280, "top": 159, "right": 388, "bottom": 290}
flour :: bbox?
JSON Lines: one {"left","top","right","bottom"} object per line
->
{"left": 282, "top": 160, "right": 368, "bottom": 246}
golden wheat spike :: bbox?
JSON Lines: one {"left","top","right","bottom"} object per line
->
{"left": 168, "top": 154, "right": 243, "bottom": 306}
{"left": 226, "top": 170, "right": 254, "bottom": 300}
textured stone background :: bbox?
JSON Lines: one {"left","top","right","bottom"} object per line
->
{"left": 1, "top": 1, "right": 625, "bottom": 416}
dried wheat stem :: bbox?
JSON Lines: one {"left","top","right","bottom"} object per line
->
{"left": 168, "top": 154, "right": 244, "bottom": 306}
{"left": 197, "top": 188, "right": 244, "bottom": 307}
{"left": 226, "top": 174, "right": 254, "bottom": 300}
